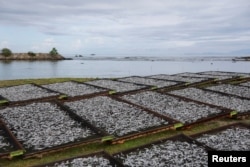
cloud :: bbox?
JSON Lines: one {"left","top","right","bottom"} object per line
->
{"left": 0, "top": 0, "right": 250, "bottom": 55}
{"left": 0, "top": 41, "right": 10, "bottom": 48}
{"left": 71, "top": 39, "right": 83, "bottom": 50}
{"left": 31, "top": 38, "right": 58, "bottom": 52}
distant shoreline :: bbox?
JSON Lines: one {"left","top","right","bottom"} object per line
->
{"left": 0, "top": 53, "right": 70, "bottom": 60}
{"left": 233, "top": 56, "right": 250, "bottom": 61}
{"left": 70, "top": 55, "right": 250, "bottom": 62}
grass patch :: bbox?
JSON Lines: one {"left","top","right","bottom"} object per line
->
{"left": 58, "top": 94, "right": 68, "bottom": 100}
{"left": 229, "top": 79, "right": 250, "bottom": 85}
{"left": 0, "top": 99, "right": 9, "bottom": 106}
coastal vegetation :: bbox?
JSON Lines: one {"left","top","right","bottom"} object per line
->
{"left": 1, "top": 48, "right": 12, "bottom": 57}
{"left": 27, "top": 51, "right": 36, "bottom": 57}
{"left": 0, "top": 47, "right": 65, "bottom": 60}
{"left": 49, "top": 47, "right": 59, "bottom": 56}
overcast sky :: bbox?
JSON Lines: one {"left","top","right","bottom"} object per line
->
{"left": 0, "top": 0, "right": 250, "bottom": 56}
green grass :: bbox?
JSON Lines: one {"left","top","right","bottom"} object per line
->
{"left": 0, "top": 99, "right": 9, "bottom": 106}
{"left": 0, "top": 78, "right": 249, "bottom": 167}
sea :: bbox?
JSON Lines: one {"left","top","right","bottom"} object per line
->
{"left": 0, "top": 56, "right": 249, "bottom": 80}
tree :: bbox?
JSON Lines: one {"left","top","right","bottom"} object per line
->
{"left": 49, "top": 47, "right": 58, "bottom": 56}
{"left": 1, "top": 48, "right": 12, "bottom": 57}
{"left": 27, "top": 51, "right": 36, "bottom": 57}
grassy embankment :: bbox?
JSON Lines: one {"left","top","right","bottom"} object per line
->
{"left": 0, "top": 78, "right": 249, "bottom": 167}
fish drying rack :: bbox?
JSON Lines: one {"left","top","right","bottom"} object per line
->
{"left": 32, "top": 151, "right": 124, "bottom": 167}
{"left": 0, "top": 72, "right": 249, "bottom": 161}
{"left": 0, "top": 120, "right": 24, "bottom": 159}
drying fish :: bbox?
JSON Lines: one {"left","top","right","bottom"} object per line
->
{"left": 86, "top": 79, "right": 145, "bottom": 92}
{"left": 170, "top": 88, "right": 250, "bottom": 113}
{"left": 148, "top": 74, "right": 207, "bottom": 83}
{"left": 199, "top": 71, "right": 250, "bottom": 77}
{"left": 0, "top": 130, "right": 12, "bottom": 152}
{"left": 206, "top": 84, "right": 250, "bottom": 99}
{"left": 122, "top": 91, "right": 223, "bottom": 124}
{"left": 49, "top": 156, "right": 113, "bottom": 167}
{"left": 115, "top": 140, "right": 208, "bottom": 167}
{"left": 42, "top": 81, "right": 107, "bottom": 97}
{"left": 196, "top": 127, "right": 250, "bottom": 151}
{"left": 240, "top": 81, "right": 250, "bottom": 87}
{"left": 0, "top": 84, "right": 59, "bottom": 102}
{"left": 0, "top": 102, "right": 95, "bottom": 151}
{"left": 174, "top": 72, "right": 231, "bottom": 80}
{"left": 65, "top": 96, "right": 168, "bottom": 137}
{"left": 118, "top": 76, "right": 178, "bottom": 88}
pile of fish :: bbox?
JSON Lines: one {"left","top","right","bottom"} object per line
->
{"left": 86, "top": 79, "right": 145, "bottom": 92}
{"left": 115, "top": 140, "right": 207, "bottom": 166}
{"left": 199, "top": 71, "right": 250, "bottom": 77}
{"left": 42, "top": 81, "right": 107, "bottom": 97}
{"left": 0, "top": 84, "right": 59, "bottom": 102}
{"left": 50, "top": 156, "right": 113, "bottom": 167}
{"left": 122, "top": 91, "right": 223, "bottom": 124}
{"left": 65, "top": 96, "right": 168, "bottom": 136}
{"left": 0, "top": 102, "right": 94, "bottom": 151}
{"left": 240, "top": 81, "right": 250, "bottom": 87}
{"left": 196, "top": 127, "right": 250, "bottom": 151}
{"left": 175, "top": 72, "right": 231, "bottom": 80}
{"left": 148, "top": 74, "right": 207, "bottom": 83}
{"left": 0, "top": 129, "right": 12, "bottom": 152}
{"left": 170, "top": 88, "right": 250, "bottom": 113}
{"left": 117, "top": 76, "right": 179, "bottom": 88}
{"left": 206, "top": 84, "right": 250, "bottom": 99}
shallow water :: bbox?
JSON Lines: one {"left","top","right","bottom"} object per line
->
{"left": 0, "top": 59, "right": 249, "bottom": 80}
